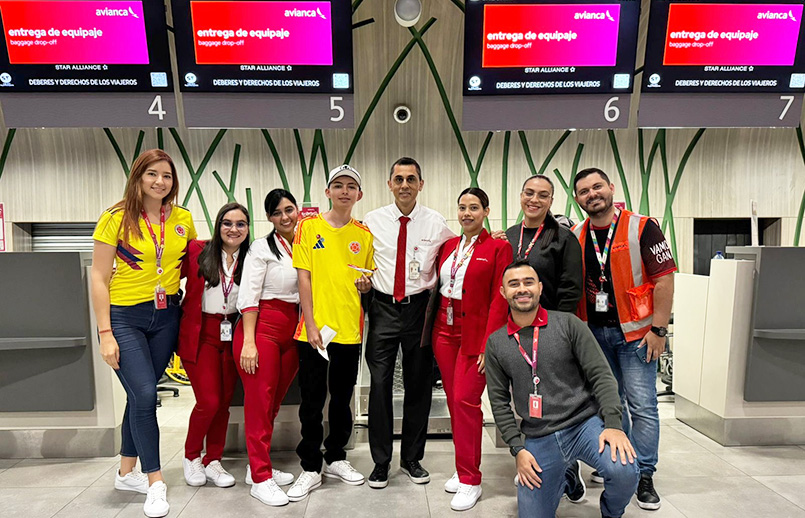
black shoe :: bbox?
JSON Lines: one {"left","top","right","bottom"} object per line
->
{"left": 590, "top": 470, "right": 604, "bottom": 484}
{"left": 636, "top": 473, "right": 661, "bottom": 510}
{"left": 564, "top": 460, "right": 586, "bottom": 503}
{"left": 368, "top": 464, "right": 389, "bottom": 489}
{"left": 400, "top": 460, "right": 430, "bottom": 484}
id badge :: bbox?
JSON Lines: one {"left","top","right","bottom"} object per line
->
{"left": 219, "top": 319, "right": 233, "bottom": 342}
{"left": 529, "top": 393, "right": 543, "bottom": 418}
{"left": 154, "top": 285, "right": 167, "bottom": 310}
{"left": 595, "top": 291, "right": 609, "bottom": 313}
{"left": 408, "top": 260, "right": 421, "bottom": 280}
{"left": 446, "top": 305, "right": 454, "bottom": 326}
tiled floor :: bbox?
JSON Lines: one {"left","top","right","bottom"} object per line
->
{"left": 2, "top": 391, "right": 805, "bottom": 518}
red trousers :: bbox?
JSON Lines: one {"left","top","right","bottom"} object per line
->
{"left": 233, "top": 299, "right": 299, "bottom": 484}
{"left": 183, "top": 313, "right": 239, "bottom": 464}
{"left": 432, "top": 298, "right": 487, "bottom": 486}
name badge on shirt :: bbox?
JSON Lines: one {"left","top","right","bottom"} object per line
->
{"left": 154, "top": 284, "right": 167, "bottom": 310}
{"left": 595, "top": 291, "right": 609, "bottom": 313}
{"left": 409, "top": 260, "right": 421, "bottom": 280}
{"left": 529, "top": 394, "right": 543, "bottom": 419}
{"left": 220, "top": 319, "right": 233, "bottom": 342}
{"left": 446, "top": 305, "right": 454, "bottom": 326}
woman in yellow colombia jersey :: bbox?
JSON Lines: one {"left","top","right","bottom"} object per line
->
{"left": 90, "top": 149, "right": 197, "bottom": 518}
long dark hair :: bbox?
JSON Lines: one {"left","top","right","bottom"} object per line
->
{"left": 197, "top": 203, "right": 251, "bottom": 287}
{"left": 265, "top": 188, "right": 298, "bottom": 260}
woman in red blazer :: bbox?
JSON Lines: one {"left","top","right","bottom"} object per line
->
{"left": 431, "top": 187, "right": 512, "bottom": 511}
{"left": 178, "top": 202, "right": 250, "bottom": 489}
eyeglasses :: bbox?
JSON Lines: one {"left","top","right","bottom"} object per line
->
{"left": 221, "top": 220, "right": 248, "bottom": 230}
{"left": 521, "top": 190, "right": 552, "bottom": 201}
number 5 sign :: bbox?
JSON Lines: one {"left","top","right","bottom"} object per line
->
{"left": 0, "top": 203, "right": 6, "bottom": 252}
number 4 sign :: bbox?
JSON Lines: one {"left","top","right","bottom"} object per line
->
{"left": 0, "top": 203, "right": 6, "bottom": 252}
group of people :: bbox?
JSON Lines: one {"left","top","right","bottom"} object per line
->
{"left": 90, "top": 149, "right": 675, "bottom": 518}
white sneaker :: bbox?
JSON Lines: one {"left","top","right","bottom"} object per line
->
{"left": 143, "top": 481, "right": 170, "bottom": 518}
{"left": 114, "top": 468, "right": 148, "bottom": 494}
{"left": 450, "top": 483, "right": 482, "bottom": 511}
{"left": 444, "top": 472, "right": 460, "bottom": 493}
{"left": 245, "top": 464, "right": 294, "bottom": 486}
{"left": 272, "top": 468, "right": 294, "bottom": 486}
{"left": 205, "top": 460, "right": 236, "bottom": 488}
{"left": 286, "top": 471, "right": 322, "bottom": 502}
{"left": 182, "top": 457, "right": 206, "bottom": 487}
{"left": 322, "top": 460, "right": 365, "bottom": 486}
{"left": 250, "top": 478, "right": 290, "bottom": 507}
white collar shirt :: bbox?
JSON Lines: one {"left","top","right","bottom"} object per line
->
{"left": 439, "top": 234, "right": 479, "bottom": 300}
{"left": 202, "top": 249, "right": 240, "bottom": 315}
{"left": 236, "top": 233, "right": 299, "bottom": 312}
{"left": 364, "top": 202, "right": 455, "bottom": 297}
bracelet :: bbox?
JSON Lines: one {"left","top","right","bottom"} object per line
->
{"left": 98, "top": 329, "right": 113, "bottom": 335}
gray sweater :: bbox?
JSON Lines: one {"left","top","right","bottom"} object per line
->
{"left": 485, "top": 309, "right": 623, "bottom": 456}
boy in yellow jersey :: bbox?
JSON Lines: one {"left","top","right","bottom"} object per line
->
{"left": 287, "top": 165, "right": 375, "bottom": 501}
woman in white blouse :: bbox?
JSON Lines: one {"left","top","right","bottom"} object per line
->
{"left": 178, "top": 203, "right": 250, "bottom": 489}
{"left": 235, "top": 188, "right": 301, "bottom": 507}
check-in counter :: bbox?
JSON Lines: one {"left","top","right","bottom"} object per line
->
{"left": 673, "top": 247, "right": 805, "bottom": 445}
{"left": 0, "top": 252, "right": 127, "bottom": 457}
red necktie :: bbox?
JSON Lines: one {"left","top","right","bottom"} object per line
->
{"left": 394, "top": 216, "right": 410, "bottom": 302}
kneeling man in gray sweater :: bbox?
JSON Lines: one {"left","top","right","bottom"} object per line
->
{"left": 485, "top": 261, "right": 639, "bottom": 518}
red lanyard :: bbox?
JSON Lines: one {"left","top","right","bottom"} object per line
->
{"left": 448, "top": 237, "right": 477, "bottom": 292}
{"left": 141, "top": 206, "right": 166, "bottom": 275}
{"left": 517, "top": 223, "right": 544, "bottom": 259}
{"left": 220, "top": 257, "right": 238, "bottom": 311}
{"left": 278, "top": 234, "right": 293, "bottom": 258}
{"left": 513, "top": 327, "right": 540, "bottom": 392}
{"left": 589, "top": 210, "right": 619, "bottom": 286}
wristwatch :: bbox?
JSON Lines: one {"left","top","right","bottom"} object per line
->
{"left": 650, "top": 326, "right": 668, "bottom": 337}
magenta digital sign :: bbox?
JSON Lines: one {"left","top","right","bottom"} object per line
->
{"left": 482, "top": 4, "right": 621, "bottom": 68}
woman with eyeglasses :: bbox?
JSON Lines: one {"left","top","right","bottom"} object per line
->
{"left": 234, "top": 189, "right": 301, "bottom": 507}
{"left": 505, "top": 175, "right": 582, "bottom": 313}
{"left": 177, "top": 202, "right": 250, "bottom": 490}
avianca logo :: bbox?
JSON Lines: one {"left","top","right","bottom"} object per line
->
{"left": 96, "top": 7, "right": 139, "bottom": 18}
{"left": 757, "top": 10, "right": 797, "bottom": 21}
{"left": 284, "top": 7, "right": 326, "bottom": 19}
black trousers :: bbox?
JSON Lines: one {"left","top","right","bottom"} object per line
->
{"left": 296, "top": 341, "right": 361, "bottom": 473}
{"left": 365, "top": 293, "right": 432, "bottom": 466}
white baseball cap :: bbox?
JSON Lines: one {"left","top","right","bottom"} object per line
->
{"left": 328, "top": 164, "right": 362, "bottom": 188}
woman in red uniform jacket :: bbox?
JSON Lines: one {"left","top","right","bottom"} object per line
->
{"left": 178, "top": 202, "right": 250, "bottom": 489}
{"left": 425, "top": 187, "right": 512, "bottom": 511}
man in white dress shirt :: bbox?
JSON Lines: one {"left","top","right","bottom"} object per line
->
{"left": 363, "top": 157, "right": 455, "bottom": 489}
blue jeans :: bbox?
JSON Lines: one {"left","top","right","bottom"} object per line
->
{"left": 518, "top": 416, "right": 639, "bottom": 518}
{"left": 589, "top": 325, "right": 660, "bottom": 476}
{"left": 110, "top": 300, "right": 180, "bottom": 473}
